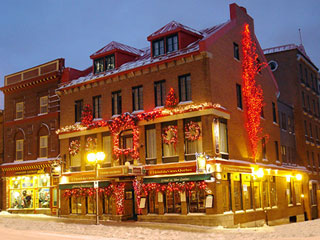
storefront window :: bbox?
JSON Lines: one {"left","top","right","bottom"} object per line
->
{"left": 287, "top": 179, "right": 293, "bottom": 205}
{"left": 9, "top": 174, "right": 51, "bottom": 210}
{"left": 103, "top": 195, "right": 112, "bottom": 214}
{"left": 269, "top": 176, "right": 277, "bottom": 207}
{"left": 71, "top": 196, "right": 82, "bottom": 214}
{"left": 38, "top": 188, "right": 50, "bottom": 208}
{"left": 86, "top": 196, "right": 95, "bottom": 214}
{"left": 262, "top": 178, "right": 270, "bottom": 208}
{"left": 234, "top": 175, "right": 243, "bottom": 211}
{"left": 187, "top": 188, "right": 205, "bottom": 213}
{"left": 222, "top": 173, "right": 232, "bottom": 212}
{"left": 253, "top": 181, "right": 262, "bottom": 209}
{"left": 148, "top": 191, "right": 159, "bottom": 214}
{"left": 294, "top": 180, "right": 302, "bottom": 205}
{"left": 165, "top": 190, "right": 181, "bottom": 213}
{"left": 242, "top": 174, "right": 253, "bottom": 210}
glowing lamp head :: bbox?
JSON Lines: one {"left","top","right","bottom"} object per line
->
{"left": 87, "top": 153, "right": 96, "bottom": 163}
{"left": 256, "top": 168, "right": 264, "bottom": 178}
{"left": 295, "top": 174, "right": 302, "bottom": 181}
{"left": 96, "top": 152, "right": 106, "bottom": 161}
{"left": 286, "top": 175, "right": 291, "bottom": 182}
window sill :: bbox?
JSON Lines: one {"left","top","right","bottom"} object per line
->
{"left": 237, "top": 107, "right": 243, "bottom": 112}
{"left": 38, "top": 113, "right": 48, "bottom": 116}
{"left": 234, "top": 57, "right": 240, "bottom": 62}
{"left": 93, "top": 118, "right": 103, "bottom": 121}
{"left": 132, "top": 110, "right": 144, "bottom": 114}
{"left": 235, "top": 210, "right": 245, "bottom": 214}
{"left": 14, "top": 160, "right": 23, "bottom": 162}
{"left": 178, "top": 100, "right": 193, "bottom": 105}
{"left": 14, "top": 118, "right": 23, "bottom": 121}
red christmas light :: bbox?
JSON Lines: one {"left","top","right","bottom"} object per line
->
{"left": 165, "top": 88, "right": 178, "bottom": 108}
{"left": 241, "top": 23, "right": 265, "bottom": 159}
{"left": 81, "top": 104, "right": 93, "bottom": 126}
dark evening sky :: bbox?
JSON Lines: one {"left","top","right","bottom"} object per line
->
{"left": 0, "top": 0, "right": 319, "bottom": 109}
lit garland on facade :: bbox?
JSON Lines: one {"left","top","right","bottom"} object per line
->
{"left": 241, "top": 23, "right": 265, "bottom": 159}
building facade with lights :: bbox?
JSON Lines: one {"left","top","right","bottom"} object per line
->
{"left": 0, "top": 59, "right": 65, "bottom": 214}
{"left": 265, "top": 44, "right": 320, "bottom": 220}
{"left": 53, "top": 3, "right": 312, "bottom": 227}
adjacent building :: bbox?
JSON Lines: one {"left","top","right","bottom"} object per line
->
{"left": 0, "top": 110, "right": 3, "bottom": 210}
{"left": 54, "top": 4, "right": 308, "bottom": 227}
{"left": 0, "top": 59, "right": 64, "bottom": 214}
{"left": 264, "top": 44, "right": 320, "bottom": 219}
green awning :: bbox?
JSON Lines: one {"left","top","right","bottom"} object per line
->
{"left": 59, "top": 181, "right": 110, "bottom": 190}
{"left": 143, "top": 174, "right": 212, "bottom": 184}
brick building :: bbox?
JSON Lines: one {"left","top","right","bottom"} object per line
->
{"left": 265, "top": 44, "right": 320, "bottom": 219}
{"left": 54, "top": 4, "right": 310, "bottom": 226}
{"left": 0, "top": 59, "right": 64, "bottom": 214}
{"left": 0, "top": 110, "right": 3, "bottom": 210}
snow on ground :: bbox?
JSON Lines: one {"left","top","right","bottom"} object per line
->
{"left": 0, "top": 212, "right": 320, "bottom": 240}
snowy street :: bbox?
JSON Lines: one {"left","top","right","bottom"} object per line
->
{"left": 1, "top": 213, "right": 320, "bottom": 240}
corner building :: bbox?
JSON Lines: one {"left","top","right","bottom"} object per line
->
{"left": 57, "top": 4, "right": 308, "bottom": 226}
{"left": 0, "top": 59, "right": 64, "bottom": 214}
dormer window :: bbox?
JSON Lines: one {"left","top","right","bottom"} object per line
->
{"left": 167, "top": 34, "right": 178, "bottom": 53}
{"left": 153, "top": 39, "right": 165, "bottom": 57}
{"left": 94, "top": 54, "right": 115, "bottom": 74}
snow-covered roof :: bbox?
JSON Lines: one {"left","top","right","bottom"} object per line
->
{"left": 91, "top": 41, "right": 144, "bottom": 58}
{"left": 59, "top": 21, "right": 228, "bottom": 91}
{"left": 263, "top": 43, "right": 311, "bottom": 62}
{"left": 148, "top": 20, "right": 202, "bottom": 39}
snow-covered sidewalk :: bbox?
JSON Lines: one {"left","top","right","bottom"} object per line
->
{"left": 0, "top": 212, "right": 320, "bottom": 240}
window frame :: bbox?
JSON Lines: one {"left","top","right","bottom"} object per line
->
{"left": 236, "top": 83, "right": 242, "bottom": 109}
{"left": 39, "top": 135, "right": 48, "bottom": 158}
{"left": 112, "top": 91, "right": 122, "bottom": 116}
{"left": 178, "top": 74, "right": 191, "bottom": 102}
{"left": 16, "top": 139, "right": 24, "bottom": 161}
{"left": 154, "top": 80, "right": 166, "bottom": 107}
{"left": 166, "top": 34, "right": 179, "bottom": 53}
{"left": 105, "top": 54, "right": 115, "bottom": 71}
{"left": 16, "top": 102, "right": 24, "bottom": 120}
{"left": 74, "top": 99, "right": 83, "bottom": 123}
{"left": 152, "top": 38, "right": 165, "bottom": 57}
{"left": 233, "top": 42, "right": 240, "bottom": 60}
{"left": 39, "top": 96, "right": 48, "bottom": 114}
{"left": 92, "top": 95, "right": 102, "bottom": 119}
{"left": 132, "top": 86, "right": 143, "bottom": 112}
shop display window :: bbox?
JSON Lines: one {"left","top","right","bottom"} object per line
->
{"left": 148, "top": 191, "right": 159, "bottom": 214}
{"left": 187, "top": 188, "right": 205, "bottom": 213}
{"left": 294, "top": 180, "right": 302, "bottom": 205}
{"left": 222, "top": 174, "right": 232, "bottom": 212}
{"left": 86, "top": 196, "right": 95, "bottom": 214}
{"left": 165, "top": 190, "right": 181, "bottom": 213}
{"left": 262, "top": 178, "right": 270, "bottom": 208}
{"left": 234, "top": 179, "right": 243, "bottom": 211}
{"left": 269, "top": 176, "right": 277, "bottom": 207}
{"left": 71, "top": 196, "right": 82, "bottom": 214}
{"left": 38, "top": 174, "right": 50, "bottom": 187}
{"left": 38, "top": 188, "right": 50, "bottom": 208}
{"left": 253, "top": 181, "right": 262, "bottom": 209}
{"left": 22, "top": 176, "right": 34, "bottom": 188}
{"left": 243, "top": 180, "right": 253, "bottom": 210}
{"left": 103, "top": 195, "right": 112, "bottom": 215}
{"left": 10, "top": 189, "right": 34, "bottom": 209}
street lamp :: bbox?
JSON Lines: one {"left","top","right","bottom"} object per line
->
{"left": 87, "top": 151, "right": 106, "bottom": 225}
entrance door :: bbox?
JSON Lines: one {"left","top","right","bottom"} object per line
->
{"left": 124, "top": 189, "right": 137, "bottom": 220}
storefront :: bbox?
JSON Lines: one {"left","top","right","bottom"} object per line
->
{"left": 0, "top": 159, "right": 58, "bottom": 214}
{"left": 59, "top": 165, "right": 143, "bottom": 220}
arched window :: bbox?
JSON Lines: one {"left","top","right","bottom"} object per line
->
{"left": 38, "top": 125, "right": 49, "bottom": 158}
{"left": 14, "top": 129, "right": 25, "bottom": 161}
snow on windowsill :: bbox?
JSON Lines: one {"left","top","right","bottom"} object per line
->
{"left": 38, "top": 113, "right": 48, "bottom": 116}
{"left": 132, "top": 110, "right": 144, "bottom": 114}
{"left": 178, "top": 100, "right": 193, "bottom": 105}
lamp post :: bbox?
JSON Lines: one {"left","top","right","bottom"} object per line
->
{"left": 87, "top": 151, "right": 106, "bottom": 225}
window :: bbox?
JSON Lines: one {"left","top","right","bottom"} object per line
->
{"left": 234, "top": 174, "right": 243, "bottom": 211}
{"left": 166, "top": 34, "right": 178, "bottom": 53}
{"left": 242, "top": 174, "right": 253, "bottom": 210}
{"left": 92, "top": 95, "right": 101, "bottom": 119}
{"left": 219, "top": 119, "right": 228, "bottom": 155}
{"left": 299, "top": 64, "right": 304, "bottom": 83}
{"left": 103, "top": 194, "right": 112, "bottom": 215}
{"left": 40, "top": 96, "right": 48, "bottom": 114}
{"left": 16, "top": 139, "right": 24, "bottom": 161}
{"left": 307, "top": 151, "right": 310, "bottom": 167}
{"left": 261, "top": 107, "right": 264, "bottom": 118}
{"left": 287, "top": 178, "right": 293, "bottom": 205}
{"left": 272, "top": 102, "right": 277, "bottom": 123}
{"left": 281, "top": 145, "right": 287, "bottom": 163}
{"left": 70, "top": 139, "right": 81, "bottom": 168}
{"left": 187, "top": 186, "right": 206, "bottom": 213}
{"left": 179, "top": 74, "right": 191, "bottom": 102}
{"left": 305, "top": 68, "right": 309, "bottom": 86}
{"left": 105, "top": 54, "right": 115, "bottom": 71}
{"left": 233, "top": 42, "right": 239, "bottom": 60}
{"left": 316, "top": 126, "right": 319, "bottom": 140}
{"left": 154, "top": 80, "right": 166, "bottom": 107}
{"left": 165, "top": 190, "right": 181, "bottom": 213}
{"left": 71, "top": 196, "right": 82, "bottom": 214}
{"left": 262, "top": 137, "right": 266, "bottom": 159}
{"left": 281, "top": 112, "right": 287, "bottom": 130}
{"left": 236, "top": 84, "right": 242, "bottom": 109}
{"left": 311, "top": 73, "right": 315, "bottom": 90}
{"left": 310, "top": 123, "right": 313, "bottom": 138}
{"left": 16, "top": 102, "right": 24, "bottom": 120}
{"left": 253, "top": 180, "right": 262, "bottom": 208}
{"left": 275, "top": 141, "right": 279, "bottom": 161}
{"left": 112, "top": 91, "right": 122, "bottom": 115}
{"left": 145, "top": 126, "right": 156, "bottom": 164}
{"left": 74, "top": 100, "right": 83, "bottom": 123}
{"left": 223, "top": 173, "right": 232, "bottom": 212}
{"left": 313, "top": 99, "right": 316, "bottom": 114}
{"left": 304, "top": 120, "right": 308, "bottom": 136}
{"left": 148, "top": 191, "right": 159, "bottom": 214}
{"left": 102, "top": 135, "right": 112, "bottom": 166}
{"left": 312, "top": 152, "right": 315, "bottom": 168}
{"left": 307, "top": 95, "right": 310, "bottom": 111}
{"left": 162, "top": 122, "right": 178, "bottom": 162}
{"left": 86, "top": 196, "right": 96, "bottom": 214}
{"left": 94, "top": 54, "right": 115, "bottom": 74}
{"left": 302, "top": 91, "right": 305, "bottom": 107}
{"left": 94, "top": 58, "right": 104, "bottom": 74}
{"left": 119, "top": 130, "right": 133, "bottom": 165}
{"left": 152, "top": 38, "right": 165, "bottom": 57}
{"left": 39, "top": 136, "right": 48, "bottom": 158}
{"left": 185, "top": 119, "right": 202, "bottom": 160}
{"left": 132, "top": 86, "right": 143, "bottom": 111}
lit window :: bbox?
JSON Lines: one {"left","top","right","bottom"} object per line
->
{"left": 40, "top": 96, "right": 48, "bottom": 114}
{"left": 16, "top": 139, "right": 24, "bottom": 161}
{"left": 39, "top": 136, "right": 48, "bottom": 158}
{"left": 105, "top": 54, "right": 115, "bottom": 70}
{"left": 16, "top": 102, "right": 24, "bottom": 120}
{"left": 94, "top": 58, "right": 104, "bottom": 74}
{"left": 145, "top": 126, "right": 156, "bottom": 164}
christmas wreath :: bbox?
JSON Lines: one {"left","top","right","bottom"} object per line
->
{"left": 85, "top": 137, "right": 97, "bottom": 152}
{"left": 162, "top": 125, "right": 178, "bottom": 145}
{"left": 185, "top": 121, "right": 201, "bottom": 141}
{"left": 69, "top": 140, "right": 80, "bottom": 156}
